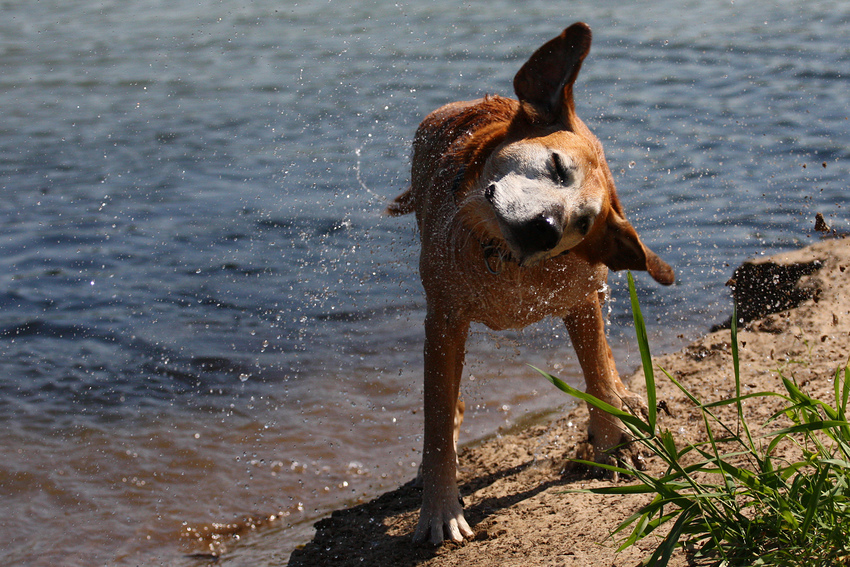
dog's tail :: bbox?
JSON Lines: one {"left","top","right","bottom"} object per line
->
{"left": 386, "top": 187, "right": 415, "bottom": 216}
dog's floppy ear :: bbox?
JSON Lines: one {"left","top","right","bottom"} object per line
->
{"left": 579, "top": 210, "right": 675, "bottom": 286}
{"left": 513, "top": 22, "right": 592, "bottom": 127}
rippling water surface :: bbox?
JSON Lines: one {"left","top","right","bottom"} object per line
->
{"left": 1, "top": 0, "right": 848, "bottom": 564}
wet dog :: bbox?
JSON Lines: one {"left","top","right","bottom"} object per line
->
{"left": 387, "top": 22, "right": 674, "bottom": 545}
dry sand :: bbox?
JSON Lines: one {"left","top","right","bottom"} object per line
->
{"left": 288, "top": 235, "right": 850, "bottom": 567}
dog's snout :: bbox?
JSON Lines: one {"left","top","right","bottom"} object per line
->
{"left": 514, "top": 214, "right": 562, "bottom": 255}
{"left": 484, "top": 184, "right": 496, "bottom": 203}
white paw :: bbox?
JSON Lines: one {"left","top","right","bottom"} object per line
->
{"left": 413, "top": 493, "right": 474, "bottom": 545}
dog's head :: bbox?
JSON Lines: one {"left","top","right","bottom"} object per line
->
{"left": 458, "top": 23, "right": 674, "bottom": 285}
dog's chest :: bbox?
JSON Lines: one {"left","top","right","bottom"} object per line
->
{"left": 458, "top": 256, "right": 606, "bottom": 331}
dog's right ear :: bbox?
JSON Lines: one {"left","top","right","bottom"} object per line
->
{"left": 513, "top": 22, "right": 592, "bottom": 128}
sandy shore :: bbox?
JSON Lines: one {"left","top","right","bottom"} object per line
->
{"left": 288, "top": 235, "right": 850, "bottom": 567}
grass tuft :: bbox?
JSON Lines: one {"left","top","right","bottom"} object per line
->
{"left": 538, "top": 273, "right": 850, "bottom": 566}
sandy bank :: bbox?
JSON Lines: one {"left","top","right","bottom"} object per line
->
{"left": 288, "top": 235, "right": 850, "bottom": 567}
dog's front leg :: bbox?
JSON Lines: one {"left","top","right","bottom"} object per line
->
{"left": 414, "top": 308, "right": 474, "bottom": 545}
{"left": 563, "top": 291, "right": 645, "bottom": 461}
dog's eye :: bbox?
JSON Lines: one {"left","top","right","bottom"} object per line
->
{"left": 551, "top": 153, "right": 574, "bottom": 186}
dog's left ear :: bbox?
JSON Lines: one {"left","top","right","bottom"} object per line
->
{"left": 513, "top": 22, "right": 592, "bottom": 128}
{"left": 579, "top": 209, "right": 675, "bottom": 286}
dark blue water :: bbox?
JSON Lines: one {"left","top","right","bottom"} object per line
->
{"left": 1, "top": 1, "right": 848, "bottom": 565}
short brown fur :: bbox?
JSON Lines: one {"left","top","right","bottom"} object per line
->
{"left": 388, "top": 23, "right": 673, "bottom": 545}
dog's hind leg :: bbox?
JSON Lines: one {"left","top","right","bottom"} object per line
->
{"left": 414, "top": 308, "right": 474, "bottom": 544}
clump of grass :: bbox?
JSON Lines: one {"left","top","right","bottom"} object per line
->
{"left": 538, "top": 273, "right": 850, "bottom": 566}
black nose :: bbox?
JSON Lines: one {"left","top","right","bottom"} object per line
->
{"left": 513, "top": 214, "right": 562, "bottom": 255}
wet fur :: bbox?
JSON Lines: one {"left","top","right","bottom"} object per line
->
{"left": 388, "top": 23, "right": 674, "bottom": 545}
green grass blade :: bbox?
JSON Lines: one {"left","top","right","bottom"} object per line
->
{"left": 662, "top": 368, "right": 758, "bottom": 448}
{"left": 618, "top": 509, "right": 681, "bottom": 552}
{"left": 825, "top": 367, "right": 850, "bottom": 444}
{"left": 730, "top": 301, "right": 755, "bottom": 451}
{"left": 837, "top": 366, "right": 850, "bottom": 440}
{"left": 565, "top": 459, "right": 639, "bottom": 481}
{"left": 581, "top": 483, "right": 659, "bottom": 496}
{"left": 700, "top": 402, "right": 738, "bottom": 501}
{"left": 843, "top": 366, "right": 850, "bottom": 416}
{"left": 766, "top": 420, "right": 850, "bottom": 457}
{"left": 702, "top": 391, "right": 784, "bottom": 410}
{"left": 628, "top": 272, "right": 657, "bottom": 435}
{"left": 799, "top": 462, "right": 831, "bottom": 543}
{"left": 534, "top": 366, "right": 652, "bottom": 435}
{"left": 647, "top": 506, "right": 694, "bottom": 567}
{"left": 835, "top": 366, "right": 846, "bottom": 418}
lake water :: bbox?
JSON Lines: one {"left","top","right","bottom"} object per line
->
{"left": 1, "top": 0, "right": 847, "bottom": 564}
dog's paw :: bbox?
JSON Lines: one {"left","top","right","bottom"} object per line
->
{"left": 620, "top": 393, "right": 649, "bottom": 421}
{"left": 610, "top": 436, "right": 647, "bottom": 472}
{"left": 413, "top": 494, "right": 474, "bottom": 545}
{"left": 588, "top": 431, "right": 648, "bottom": 481}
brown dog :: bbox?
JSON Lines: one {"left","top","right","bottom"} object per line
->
{"left": 387, "top": 23, "right": 674, "bottom": 545}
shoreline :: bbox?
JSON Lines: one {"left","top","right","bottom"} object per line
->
{"left": 288, "top": 236, "right": 850, "bottom": 567}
